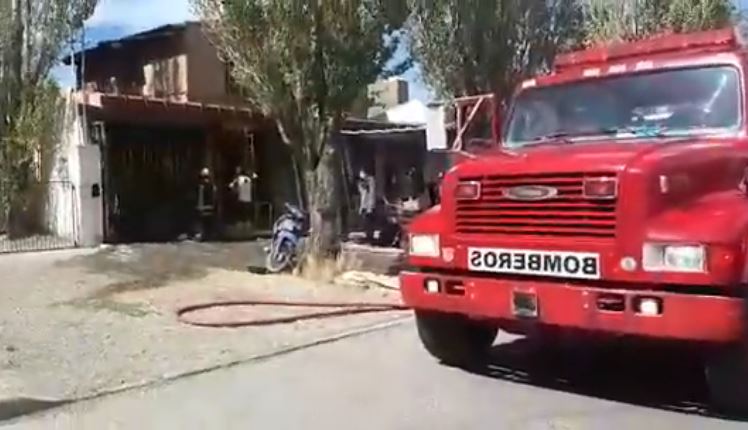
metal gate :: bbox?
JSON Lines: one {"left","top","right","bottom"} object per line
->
{"left": 104, "top": 125, "right": 204, "bottom": 242}
{"left": 0, "top": 181, "right": 78, "bottom": 254}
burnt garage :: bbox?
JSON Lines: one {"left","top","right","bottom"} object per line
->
{"left": 80, "top": 92, "right": 292, "bottom": 243}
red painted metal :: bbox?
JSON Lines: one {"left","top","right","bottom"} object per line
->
{"left": 554, "top": 27, "right": 739, "bottom": 72}
{"left": 401, "top": 271, "right": 743, "bottom": 342}
{"left": 455, "top": 173, "right": 618, "bottom": 238}
{"left": 404, "top": 27, "right": 748, "bottom": 344}
{"left": 517, "top": 27, "right": 747, "bottom": 90}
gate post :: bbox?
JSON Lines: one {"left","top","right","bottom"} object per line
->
{"left": 76, "top": 145, "right": 104, "bottom": 247}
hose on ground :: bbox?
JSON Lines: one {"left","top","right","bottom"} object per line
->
{"left": 177, "top": 299, "right": 410, "bottom": 328}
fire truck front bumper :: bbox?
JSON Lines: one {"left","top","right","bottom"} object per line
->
{"left": 400, "top": 271, "right": 744, "bottom": 343}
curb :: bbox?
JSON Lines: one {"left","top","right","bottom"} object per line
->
{"left": 1, "top": 314, "right": 412, "bottom": 423}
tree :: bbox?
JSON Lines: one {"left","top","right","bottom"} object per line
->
{"left": 582, "top": 0, "right": 734, "bottom": 44}
{"left": 1, "top": 0, "right": 97, "bottom": 139}
{"left": 0, "top": 0, "right": 97, "bottom": 231}
{"left": 407, "top": 0, "right": 583, "bottom": 101}
{"left": 192, "top": 0, "right": 407, "bottom": 257}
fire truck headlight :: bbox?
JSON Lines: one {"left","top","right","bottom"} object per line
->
{"left": 643, "top": 243, "right": 706, "bottom": 273}
{"left": 409, "top": 234, "right": 441, "bottom": 258}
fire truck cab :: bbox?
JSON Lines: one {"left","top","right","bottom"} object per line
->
{"left": 402, "top": 27, "right": 748, "bottom": 414}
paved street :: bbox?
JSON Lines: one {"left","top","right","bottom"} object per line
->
{"left": 4, "top": 321, "right": 747, "bottom": 430}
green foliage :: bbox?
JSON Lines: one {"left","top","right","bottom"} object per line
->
{"left": 193, "top": 0, "right": 407, "bottom": 171}
{"left": 666, "top": 0, "right": 733, "bottom": 32}
{"left": 0, "top": 81, "right": 63, "bottom": 226}
{"left": 582, "top": 0, "right": 734, "bottom": 44}
{"left": 0, "top": 0, "right": 97, "bottom": 135}
{"left": 0, "top": 0, "right": 96, "bottom": 227}
{"left": 1, "top": 81, "right": 63, "bottom": 184}
{"left": 410, "top": 0, "right": 734, "bottom": 101}
{"left": 407, "top": 0, "right": 584, "bottom": 100}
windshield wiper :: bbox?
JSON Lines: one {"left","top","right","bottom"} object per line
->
{"left": 602, "top": 125, "right": 668, "bottom": 138}
{"left": 524, "top": 126, "right": 669, "bottom": 148}
{"left": 525, "top": 132, "right": 575, "bottom": 146}
{"left": 526, "top": 129, "right": 614, "bottom": 146}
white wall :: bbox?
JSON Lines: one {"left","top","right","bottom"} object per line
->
{"left": 425, "top": 103, "right": 448, "bottom": 150}
{"left": 386, "top": 100, "right": 428, "bottom": 125}
{"left": 76, "top": 145, "right": 103, "bottom": 246}
{"left": 46, "top": 93, "right": 78, "bottom": 243}
{"left": 47, "top": 91, "right": 104, "bottom": 247}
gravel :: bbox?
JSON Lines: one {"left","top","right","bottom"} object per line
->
{"left": 0, "top": 243, "right": 406, "bottom": 402}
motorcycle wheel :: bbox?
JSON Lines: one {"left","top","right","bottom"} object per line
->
{"left": 265, "top": 240, "right": 294, "bottom": 273}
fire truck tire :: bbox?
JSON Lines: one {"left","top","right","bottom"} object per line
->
{"left": 706, "top": 346, "right": 748, "bottom": 416}
{"left": 415, "top": 311, "right": 498, "bottom": 367}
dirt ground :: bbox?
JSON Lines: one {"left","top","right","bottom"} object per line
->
{"left": 0, "top": 242, "right": 407, "bottom": 402}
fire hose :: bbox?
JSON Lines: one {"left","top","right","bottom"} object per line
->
{"left": 177, "top": 299, "right": 410, "bottom": 328}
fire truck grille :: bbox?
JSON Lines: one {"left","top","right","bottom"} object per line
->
{"left": 455, "top": 173, "right": 617, "bottom": 238}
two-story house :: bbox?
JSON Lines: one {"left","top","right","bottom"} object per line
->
{"left": 65, "top": 22, "right": 296, "bottom": 242}
{"left": 62, "top": 20, "right": 429, "bottom": 247}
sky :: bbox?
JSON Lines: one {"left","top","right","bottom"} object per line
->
{"left": 53, "top": 0, "right": 433, "bottom": 102}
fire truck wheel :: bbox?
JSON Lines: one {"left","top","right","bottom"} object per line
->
{"left": 415, "top": 311, "right": 498, "bottom": 368}
{"left": 705, "top": 346, "right": 748, "bottom": 416}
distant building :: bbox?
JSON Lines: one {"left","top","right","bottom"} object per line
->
{"left": 385, "top": 99, "right": 428, "bottom": 125}
{"left": 367, "top": 78, "right": 410, "bottom": 120}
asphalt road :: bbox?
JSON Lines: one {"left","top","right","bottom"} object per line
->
{"left": 4, "top": 319, "right": 748, "bottom": 430}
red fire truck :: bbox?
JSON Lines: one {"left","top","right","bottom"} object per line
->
{"left": 402, "top": 27, "right": 748, "bottom": 413}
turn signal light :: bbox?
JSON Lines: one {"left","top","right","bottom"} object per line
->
{"left": 455, "top": 181, "right": 481, "bottom": 200}
{"left": 583, "top": 177, "right": 618, "bottom": 200}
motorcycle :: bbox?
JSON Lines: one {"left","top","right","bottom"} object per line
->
{"left": 265, "top": 203, "right": 308, "bottom": 273}
{"left": 379, "top": 199, "right": 403, "bottom": 248}
{"left": 378, "top": 197, "right": 421, "bottom": 249}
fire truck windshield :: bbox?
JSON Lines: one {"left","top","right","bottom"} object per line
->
{"left": 504, "top": 66, "right": 741, "bottom": 148}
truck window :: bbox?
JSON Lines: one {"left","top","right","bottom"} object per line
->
{"left": 505, "top": 66, "right": 741, "bottom": 147}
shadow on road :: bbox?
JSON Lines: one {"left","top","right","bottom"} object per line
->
{"left": 465, "top": 337, "right": 747, "bottom": 423}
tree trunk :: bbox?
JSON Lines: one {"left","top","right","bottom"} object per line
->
{"left": 305, "top": 144, "right": 341, "bottom": 259}
{"left": 292, "top": 155, "right": 307, "bottom": 210}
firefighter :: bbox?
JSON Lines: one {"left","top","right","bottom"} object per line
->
{"left": 195, "top": 167, "right": 217, "bottom": 241}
